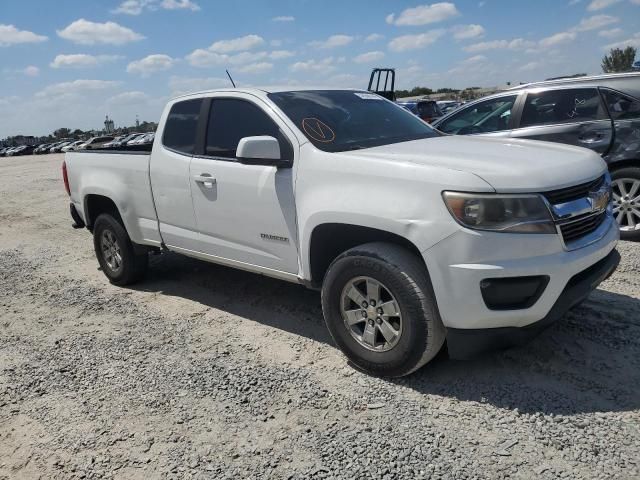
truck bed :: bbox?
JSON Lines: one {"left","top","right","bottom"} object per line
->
{"left": 65, "top": 150, "right": 162, "bottom": 247}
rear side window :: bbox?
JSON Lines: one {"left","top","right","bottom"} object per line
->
{"left": 205, "top": 98, "right": 280, "bottom": 158}
{"left": 602, "top": 89, "right": 640, "bottom": 120}
{"left": 520, "top": 88, "right": 606, "bottom": 127}
{"left": 162, "top": 98, "right": 203, "bottom": 155}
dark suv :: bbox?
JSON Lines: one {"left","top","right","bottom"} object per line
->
{"left": 432, "top": 73, "right": 640, "bottom": 240}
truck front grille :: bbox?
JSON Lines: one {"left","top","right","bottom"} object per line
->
{"left": 559, "top": 212, "right": 607, "bottom": 244}
{"left": 542, "top": 175, "right": 605, "bottom": 205}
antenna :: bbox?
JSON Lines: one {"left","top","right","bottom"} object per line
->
{"left": 226, "top": 69, "right": 236, "bottom": 88}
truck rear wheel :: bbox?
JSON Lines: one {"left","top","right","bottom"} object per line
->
{"left": 321, "top": 242, "right": 445, "bottom": 377}
{"left": 93, "top": 213, "right": 148, "bottom": 286}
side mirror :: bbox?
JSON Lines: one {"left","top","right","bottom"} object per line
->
{"left": 236, "top": 136, "right": 287, "bottom": 166}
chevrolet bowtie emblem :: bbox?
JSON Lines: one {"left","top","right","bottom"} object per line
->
{"left": 589, "top": 188, "right": 610, "bottom": 213}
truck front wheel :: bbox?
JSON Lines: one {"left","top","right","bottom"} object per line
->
{"left": 321, "top": 242, "right": 445, "bottom": 377}
{"left": 93, "top": 213, "right": 148, "bottom": 286}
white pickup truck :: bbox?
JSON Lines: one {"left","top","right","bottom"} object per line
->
{"left": 64, "top": 88, "right": 620, "bottom": 377}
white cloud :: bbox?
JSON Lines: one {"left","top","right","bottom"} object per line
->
{"left": 237, "top": 62, "right": 273, "bottom": 74}
{"left": 574, "top": 14, "right": 618, "bottom": 32}
{"left": 0, "top": 24, "right": 48, "bottom": 46}
{"left": 290, "top": 57, "right": 335, "bottom": 73}
{"left": 598, "top": 27, "right": 623, "bottom": 37}
{"left": 50, "top": 54, "right": 122, "bottom": 68}
{"left": 0, "top": 96, "right": 20, "bottom": 107}
{"left": 127, "top": 54, "right": 175, "bottom": 76}
{"left": 107, "top": 91, "right": 150, "bottom": 105}
{"left": 113, "top": 0, "right": 199, "bottom": 14}
{"left": 185, "top": 49, "right": 227, "bottom": 67}
{"left": 112, "top": 0, "right": 154, "bottom": 14}
{"left": 447, "top": 54, "right": 488, "bottom": 74}
{"left": 386, "top": 3, "right": 459, "bottom": 26}
{"left": 519, "top": 61, "right": 541, "bottom": 71}
{"left": 269, "top": 50, "right": 295, "bottom": 60}
{"left": 57, "top": 19, "right": 144, "bottom": 45}
{"left": 569, "top": 0, "right": 582, "bottom": 5}
{"left": 464, "top": 37, "right": 536, "bottom": 52}
{"left": 354, "top": 51, "right": 385, "bottom": 64}
{"left": 365, "top": 33, "right": 384, "bottom": 42}
{"left": 539, "top": 31, "right": 577, "bottom": 48}
{"left": 587, "top": 0, "right": 621, "bottom": 10}
{"left": 309, "top": 34, "right": 354, "bottom": 49}
{"left": 451, "top": 24, "right": 485, "bottom": 40}
{"left": 160, "top": 0, "right": 200, "bottom": 10}
{"left": 185, "top": 48, "right": 292, "bottom": 68}
{"left": 603, "top": 32, "right": 640, "bottom": 49}
{"left": 326, "top": 73, "right": 359, "bottom": 87}
{"left": 35, "top": 79, "right": 121, "bottom": 99}
{"left": 209, "top": 34, "right": 264, "bottom": 53}
{"left": 272, "top": 16, "right": 294, "bottom": 22}
{"left": 388, "top": 29, "right": 446, "bottom": 52}
{"left": 169, "top": 76, "right": 229, "bottom": 96}
{"left": 23, "top": 66, "right": 39, "bottom": 77}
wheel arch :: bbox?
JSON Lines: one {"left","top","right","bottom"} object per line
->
{"left": 84, "top": 194, "right": 123, "bottom": 231}
{"left": 307, "top": 222, "right": 427, "bottom": 288}
{"left": 607, "top": 158, "right": 640, "bottom": 172}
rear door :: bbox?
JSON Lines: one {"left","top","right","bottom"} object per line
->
{"left": 599, "top": 88, "right": 640, "bottom": 162}
{"left": 510, "top": 87, "right": 613, "bottom": 155}
{"left": 149, "top": 97, "right": 204, "bottom": 250}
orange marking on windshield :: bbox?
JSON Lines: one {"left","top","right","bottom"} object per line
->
{"left": 302, "top": 118, "right": 336, "bottom": 143}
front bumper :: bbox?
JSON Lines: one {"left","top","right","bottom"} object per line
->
{"left": 422, "top": 213, "right": 618, "bottom": 331}
{"left": 446, "top": 248, "right": 620, "bottom": 359}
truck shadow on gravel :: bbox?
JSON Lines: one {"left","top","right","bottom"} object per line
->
{"left": 134, "top": 253, "right": 640, "bottom": 416}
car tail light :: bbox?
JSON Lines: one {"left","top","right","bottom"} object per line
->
{"left": 62, "top": 161, "right": 70, "bottom": 196}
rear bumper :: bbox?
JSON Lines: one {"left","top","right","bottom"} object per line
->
{"left": 446, "top": 248, "right": 620, "bottom": 359}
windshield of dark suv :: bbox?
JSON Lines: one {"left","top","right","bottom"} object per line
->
{"left": 268, "top": 90, "right": 439, "bottom": 152}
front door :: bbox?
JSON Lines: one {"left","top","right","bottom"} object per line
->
{"left": 510, "top": 87, "right": 613, "bottom": 155}
{"left": 189, "top": 95, "right": 299, "bottom": 274}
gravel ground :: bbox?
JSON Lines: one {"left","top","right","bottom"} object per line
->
{"left": 0, "top": 153, "right": 639, "bottom": 480}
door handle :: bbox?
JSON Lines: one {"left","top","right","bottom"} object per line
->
{"left": 194, "top": 174, "right": 216, "bottom": 188}
{"left": 579, "top": 132, "right": 605, "bottom": 143}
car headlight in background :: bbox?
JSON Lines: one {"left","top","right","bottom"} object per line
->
{"left": 442, "top": 192, "right": 556, "bottom": 234}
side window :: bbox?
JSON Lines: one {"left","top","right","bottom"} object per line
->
{"left": 438, "top": 95, "right": 517, "bottom": 134}
{"left": 206, "top": 98, "right": 280, "bottom": 158}
{"left": 520, "top": 88, "right": 606, "bottom": 127}
{"left": 602, "top": 89, "right": 640, "bottom": 120}
{"left": 162, "top": 98, "right": 203, "bottom": 155}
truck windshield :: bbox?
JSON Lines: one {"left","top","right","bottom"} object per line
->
{"left": 268, "top": 90, "right": 439, "bottom": 152}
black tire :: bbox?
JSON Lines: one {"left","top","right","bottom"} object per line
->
{"left": 93, "top": 213, "right": 148, "bottom": 286}
{"left": 611, "top": 166, "right": 640, "bottom": 241}
{"left": 321, "top": 242, "right": 446, "bottom": 378}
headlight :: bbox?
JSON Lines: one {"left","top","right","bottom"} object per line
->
{"left": 442, "top": 192, "right": 556, "bottom": 234}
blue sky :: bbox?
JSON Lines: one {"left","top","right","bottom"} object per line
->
{"left": 1, "top": 0, "right": 639, "bottom": 137}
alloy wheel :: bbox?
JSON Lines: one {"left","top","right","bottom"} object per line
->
{"left": 101, "top": 229, "right": 123, "bottom": 273}
{"left": 612, "top": 178, "right": 640, "bottom": 231}
{"left": 340, "top": 276, "right": 403, "bottom": 352}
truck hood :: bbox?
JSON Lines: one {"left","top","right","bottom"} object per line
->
{"left": 340, "top": 135, "right": 607, "bottom": 193}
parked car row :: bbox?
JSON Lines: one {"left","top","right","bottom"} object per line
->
{"left": 0, "top": 145, "right": 36, "bottom": 156}
{"left": 396, "top": 99, "right": 465, "bottom": 124}
{"left": 1, "top": 132, "right": 156, "bottom": 157}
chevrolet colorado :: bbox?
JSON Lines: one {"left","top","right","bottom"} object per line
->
{"left": 64, "top": 88, "right": 620, "bottom": 377}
